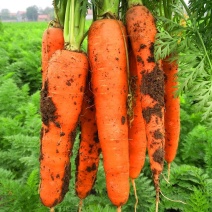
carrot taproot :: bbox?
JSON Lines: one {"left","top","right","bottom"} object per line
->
{"left": 162, "top": 55, "right": 180, "bottom": 179}
{"left": 41, "top": 26, "right": 64, "bottom": 88}
{"left": 75, "top": 71, "right": 101, "bottom": 201}
{"left": 128, "top": 47, "right": 147, "bottom": 210}
{"left": 39, "top": 50, "right": 88, "bottom": 208}
{"left": 126, "top": 4, "right": 165, "bottom": 210}
{"left": 128, "top": 47, "right": 147, "bottom": 180}
{"left": 88, "top": 18, "right": 129, "bottom": 207}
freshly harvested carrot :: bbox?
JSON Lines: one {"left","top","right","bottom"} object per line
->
{"left": 39, "top": 50, "right": 88, "bottom": 207}
{"left": 126, "top": 3, "right": 165, "bottom": 210}
{"left": 128, "top": 47, "right": 147, "bottom": 210}
{"left": 75, "top": 71, "right": 101, "bottom": 201}
{"left": 88, "top": 18, "right": 129, "bottom": 208}
{"left": 39, "top": 0, "right": 89, "bottom": 208}
{"left": 128, "top": 48, "right": 147, "bottom": 180}
{"left": 162, "top": 56, "right": 180, "bottom": 179}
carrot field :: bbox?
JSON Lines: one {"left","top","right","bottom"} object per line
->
{"left": 0, "top": 0, "right": 212, "bottom": 211}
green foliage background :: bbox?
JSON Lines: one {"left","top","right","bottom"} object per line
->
{"left": 0, "top": 6, "right": 212, "bottom": 212}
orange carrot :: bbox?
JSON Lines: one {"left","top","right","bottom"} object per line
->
{"left": 128, "top": 48, "right": 147, "bottom": 180}
{"left": 88, "top": 19, "right": 129, "bottom": 207}
{"left": 41, "top": 25, "right": 64, "bottom": 88}
{"left": 75, "top": 71, "right": 101, "bottom": 201}
{"left": 162, "top": 55, "right": 180, "bottom": 178}
{"left": 126, "top": 4, "right": 165, "bottom": 209}
{"left": 39, "top": 50, "right": 88, "bottom": 208}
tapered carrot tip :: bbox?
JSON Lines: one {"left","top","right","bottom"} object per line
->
{"left": 155, "top": 195, "right": 159, "bottom": 212}
{"left": 78, "top": 199, "right": 83, "bottom": 212}
{"left": 50, "top": 207, "right": 54, "bottom": 212}
{"left": 131, "top": 178, "right": 138, "bottom": 212}
{"left": 117, "top": 206, "right": 122, "bottom": 212}
{"left": 167, "top": 163, "right": 171, "bottom": 182}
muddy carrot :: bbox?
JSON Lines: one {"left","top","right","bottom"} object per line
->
{"left": 39, "top": 0, "right": 89, "bottom": 208}
{"left": 75, "top": 71, "right": 101, "bottom": 202}
{"left": 126, "top": 2, "right": 165, "bottom": 210}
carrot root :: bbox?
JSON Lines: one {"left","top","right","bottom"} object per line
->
{"left": 167, "top": 162, "right": 171, "bottom": 182}
{"left": 88, "top": 18, "right": 129, "bottom": 207}
{"left": 155, "top": 195, "right": 159, "bottom": 212}
{"left": 78, "top": 199, "right": 83, "bottom": 212}
{"left": 131, "top": 178, "right": 138, "bottom": 212}
{"left": 50, "top": 207, "right": 55, "bottom": 212}
{"left": 117, "top": 206, "right": 122, "bottom": 212}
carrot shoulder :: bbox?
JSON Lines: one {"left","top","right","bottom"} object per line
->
{"left": 41, "top": 26, "right": 64, "bottom": 88}
{"left": 75, "top": 72, "right": 101, "bottom": 200}
{"left": 39, "top": 50, "right": 88, "bottom": 208}
{"left": 88, "top": 19, "right": 129, "bottom": 207}
{"left": 126, "top": 4, "right": 165, "bottom": 208}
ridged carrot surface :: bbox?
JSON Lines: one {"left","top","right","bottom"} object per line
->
{"left": 162, "top": 56, "right": 180, "bottom": 165}
{"left": 75, "top": 72, "right": 101, "bottom": 200}
{"left": 39, "top": 50, "right": 88, "bottom": 208}
{"left": 88, "top": 19, "right": 129, "bottom": 207}
{"left": 126, "top": 5, "right": 165, "bottom": 206}
{"left": 128, "top": 48, "right": 147, "bottom": 180}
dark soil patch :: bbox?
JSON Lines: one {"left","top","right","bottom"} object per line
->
{"left": 149, "top": 42, "right": 155, "bottom": 56}
{"left": 69, "top": 129, "right": 77, "bottom": 148}
{"left": 142, "top": 103, "right": 163, "bottom": 124}
{"left": 138, "top": 44, "right": 147, "bottom": 51}
{"left": 61, "top": 163, "right": 70, "bottom": 200}
{"left": 154, "top": 129, "right": 164, "bottom": 139}
{"left": 140, "top": 65, "right": 164, "bottom": 106}
{"left": 152, "top": 147, "right": 164, "bottom": 164}
{"left": 93, "top": 131, "right": 99, "bottom": 143}
{"left": 86, "top": 163, "right": 97, "bottom": 172}
{"left": 136, "top": 55, "right": 144, "bottom": 65}
{"left": 40, "top": 80, "right": 57, "bottom": 126}
{"left": 121, "top": 116, "right": 126, "bottom": 125}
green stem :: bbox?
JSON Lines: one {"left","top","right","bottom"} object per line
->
{"left": 127, "top": 0, "right": 143, "bottom": 8}
{"left": 70, "top": 0, "right": 75, "bottom": 49}
{"left": 98, "top": 0, "right": 120, "bottom": 18}
{"left": 167, "top": 0, "right": 172, "bottom": 20}
{"left": 159, "top": 0, "right": 163, "bottom": 17}
{"left": 57, "top": 0, "right": 68, "bottom": 27}
{"left": 64, "top": 0, "right": 70, "bottom": 42}
{"left": 162, "top": 0, "right": 169, "bottom": 19}
{"left": 64, "top": 0, "right": 87, "bottom": 51}
{"left": 179, "top": 0, "right": 212, "bottom": 72}
{"left": 196, "top": 31, "right": 212, "bottom": 72}
{"left": 179, "top": 0, "right": 191, "bottom": 16}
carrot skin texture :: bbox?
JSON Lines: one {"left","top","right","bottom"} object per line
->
{"left": 41, "top": 27, "right": 64, "bottom": 88}
{"left": 128, "top": 49, "right": 147, "bottom": 179}
{"left": 162, "top": 56, "right": 180, "bottom": 163}
{"left": 88, "top": 19, "right": 129, "bottom": 207}
{"left": 75, "top": 73, "right": 101, "bottom": 200}
{"left": 126, "top": 5, "right": 165, "bottom": 197}
{"left": 39, "top": 50, "right": 88, "bottom": 207}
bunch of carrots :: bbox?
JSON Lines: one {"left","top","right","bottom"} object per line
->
{"left": 39, "top": 0, "right": 180, "bottom": 212}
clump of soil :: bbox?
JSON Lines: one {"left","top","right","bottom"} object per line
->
{"left": 142, "top": 103, "right": 163, "bottom": 124}
{"left": 140, "top": 64, "right": 164, "bottom": 106}
{"left": 152, "top": 147, "right": 164, "bottom": 164}
{"left": 40, "top": 80, "right": 57, "bottom": 126}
